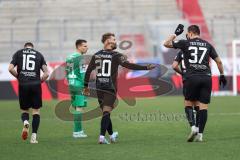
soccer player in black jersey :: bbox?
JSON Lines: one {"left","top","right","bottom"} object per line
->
{"left": 83, "top": 33, "right": 155, "bottom": 144}
{"left": 172, "top": 51, "right": 200, "bottom": 141}
{"left": 164, "top": 25, "right": 227, "bottom": 142}
{"left": 8, "top": 42, "right": 49, "bottom": 143}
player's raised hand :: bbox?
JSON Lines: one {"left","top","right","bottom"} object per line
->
{"left": 147, "top": 64, "right": 156, "bottom": 70}
{"left": 174, "top": 24, "right": 184, "bottom": 36}
{"left": 219, "top": 75, "right": 227, "bottom": 88}
{"left": 83, "top": 87, "right": 90, "bottom": 96}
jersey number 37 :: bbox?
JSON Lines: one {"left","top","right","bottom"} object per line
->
{"left": 188, "top": 46, "right": 207, "bottom": 64}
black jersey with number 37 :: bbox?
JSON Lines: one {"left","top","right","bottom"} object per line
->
{"left": 84, "top": 50, "right": 148, "bottom": 90}
{"left": 10, "top": 48, "right": 47, "bottom": 84}
{"left": 172, "top": 38, "right": 218, "bottom": 77}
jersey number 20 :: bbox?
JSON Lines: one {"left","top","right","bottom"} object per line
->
{"left": 96, "top": 59, "right": 111, "bottom": 77}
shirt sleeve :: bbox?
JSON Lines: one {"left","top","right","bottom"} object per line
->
{"left": 174, "top": 51, "right": 183, "bottom": 63}
{"left": 209, "top": 45, "right": 219, "bottom": 60}
{"left": 172, "top": 40, "right": 188, "bottom": 50}
{"left": 40, "top": 53, "right": 47, "bottom": 67}
{"left": 84, "top": 55, "right": 96, "bottom": 87}
{"left": 10, "top": 51, "right": 18, "bottom": 66}
{"left": 118, "top": 53, "right": 148, "bottom": 70}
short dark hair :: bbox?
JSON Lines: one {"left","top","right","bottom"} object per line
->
{"left": 188, "top": 25, "right": 200, "bottom": 35}
{"left": 75, "top": 39, "right": 87, "bottom": 48}
{"left": 101, "top": 32, "right": 115, "bottom": 43}
{"left": 24, "top": 42, "right": 34, "bottom": 48}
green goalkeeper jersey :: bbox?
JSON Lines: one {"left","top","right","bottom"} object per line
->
{"left": 65, "top": 52, "right": 86, "bottom": 87}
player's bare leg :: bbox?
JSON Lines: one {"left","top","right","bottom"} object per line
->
{"left": 195, "top": 103, "right": 208, "bottom": 142}
{"left": 21, "top": 109, "right": 30, "bottom": 140}
{"left": 30, "top": 109, "right": 40, "bottom": 144}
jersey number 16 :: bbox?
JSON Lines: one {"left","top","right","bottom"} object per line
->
{"left": 22, "top": 54, "right": 36, "bottom": 71}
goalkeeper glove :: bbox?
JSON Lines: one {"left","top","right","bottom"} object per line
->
{"left": 219, "top": 75, "right": 227, "bottom": 88}
{"left": 174, "top": 24, "right": 184, "bottom": 36}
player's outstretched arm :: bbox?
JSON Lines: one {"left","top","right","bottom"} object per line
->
{"left": 118, "top": 54, "right": 155, "bottom": 70}
{"left": 8, "top": 64, "right": 18, "bottom": 78}
{"left": 214, "top": 57, "right": 227, "bottom": 87}
{"left": 163, "top": 24, "right": 184, "bottom": 48}
{"left": 41, "top": 64, "right": 49, "bottom": 82}
{"left": 121, "top": 61, "right": 155, "bottom": 70}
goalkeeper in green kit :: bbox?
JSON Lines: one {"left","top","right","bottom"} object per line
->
{"left": 65, "top": 39, "right": 88, "bottom": 138}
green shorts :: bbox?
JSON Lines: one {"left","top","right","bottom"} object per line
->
{"left": 69, "top": 84, "right": 87, "bottom": 108}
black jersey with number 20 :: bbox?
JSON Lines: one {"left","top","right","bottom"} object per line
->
{"left": 10, "top": 48, "right": 47, "bottom": 84}
{"left": 172, "top": 38, "right": 218, "bottom": 77}
{"left": 84, "top": 50, "right": 148, "bottom": 90}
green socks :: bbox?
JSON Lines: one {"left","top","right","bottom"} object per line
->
{"left": 73, "top": 111, "right": 82, "bottom": 132}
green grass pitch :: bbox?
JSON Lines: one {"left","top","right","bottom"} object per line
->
{"left": 0, "top": 96, "right": 240, "bottom": 160}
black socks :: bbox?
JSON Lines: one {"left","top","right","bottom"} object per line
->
{"left": 185, "top": 106, "right": 195, "bottom": 127}
{"left": 32, "top": 114, "right": 40, "bottom": 134}
{"left": 199, "top": 109, "right": 208, "bottom": 133}
{"left": 100, "top": 111, "right": 111, "bottom": 136}
{"left": 194, "top": 106, "right": 200, "bottom": 127}
{"left": 21, "top": 112, "right": 29, "bottom": 122}
{"left": 107, "top": 118, "right": 113, "bottom": 135}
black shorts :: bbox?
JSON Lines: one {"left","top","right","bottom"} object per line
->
{"left": 185, "top": 75, "right": 212, "bottom": 104}
{"left": 183, "top": 80, "right": 187, "bottom": 98}
{"left": 18, "top": 83, "right": 42, "bottom": 110}
{"left": 96, "top": 89, "right": 117, "bottom": 108}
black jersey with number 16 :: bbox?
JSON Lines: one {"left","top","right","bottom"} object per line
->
{"left": 10, "top": 48, "right": 47, "bottom": 84}
{"left": 172, "top": 38, "right": 218, "bottom": 77}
